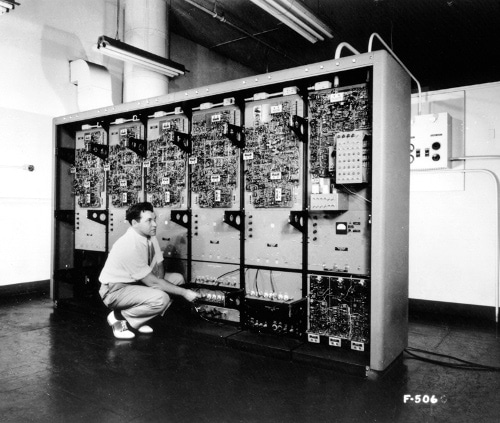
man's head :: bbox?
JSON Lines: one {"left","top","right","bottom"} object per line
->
{"left": 126, "top": 202, "right": 157, "bottom": 238}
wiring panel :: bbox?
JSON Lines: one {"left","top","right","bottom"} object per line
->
{"left": 307, "top": 274, "right": 369, "bottom": 350}
{"left": 190, "top": 107, "right": 240, "bottom": 209}
{"left": 108, "top": 121, "right": 144, "bottom": 208}
{"left": 243, "top": 94, "right": 304, "bottom": 271}
{"left": 308, "top": 83, "right": 370, "bottom": 179}
{"left": 190, "top": 105, "right": 241, "bottom": 266}
{"left": 146, "top": 115, "right": 188, "bottom": 208}
{"left": 147, "top": 114, "right": 189, "bottom": 260}
{"left": 108, "top": 120, "right": 145, "bottom": 247}
{"left": 73, "top": 128, "right": 107, "bottom": 252}
{"left": 244, "top": 96, "right": 302, "bottom": 208}
{"left": 307, "top": 83, "right": 372, "bottom": 275}
{"left": 72, "top": 128, "right": 106, "bottom": 209}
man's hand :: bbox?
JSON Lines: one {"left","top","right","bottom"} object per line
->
{"left": 183, "top": 289, "right": 200, "bottom": 303}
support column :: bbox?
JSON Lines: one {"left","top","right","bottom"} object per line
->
{"left": 123, "top": 0, "right": 169, "bottom": 102}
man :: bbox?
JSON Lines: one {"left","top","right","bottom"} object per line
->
{"left": 99, "top": 202, "right": 199, "bottom": 339}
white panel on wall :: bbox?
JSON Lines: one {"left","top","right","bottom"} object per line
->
{"left": 0, "top": 199, "right": 51, "bottom": 286}
{"left": 410, "top": 83, "right": 500, "bottom": 308}
{"left": 409, "top": 174, "right": 497, "bottom": 306}
{"left": 410, "top": 91, "right": 465, "bottom": 192}
{"left": 0, "top": 108, "right": 53, "bottom": 285}
{"left": 463, "top": 83, "right": 500, "bottom": 156}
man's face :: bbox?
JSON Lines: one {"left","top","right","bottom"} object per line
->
{"left": 132, "top": 210, "right": 157, "bottom": 238}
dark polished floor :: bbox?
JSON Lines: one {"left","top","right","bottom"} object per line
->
{"left": 1, "top": 294, "right": 499, "bottom": 423}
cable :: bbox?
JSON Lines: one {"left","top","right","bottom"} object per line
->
{"left": 270, "top": 270, "right": 276, "bottom": 293}
{"left": 215, "top": 268, "right": 240, "bottom": 284}
{"left": 404, "top": 347, "right": 500, "bottom": 371}
{"left": 254, "top": 268, "right": 260, "bottom": 293}
{"left": 339, "top": 184, "right": 371, "bottom": 204}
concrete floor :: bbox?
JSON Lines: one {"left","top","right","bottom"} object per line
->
{"left": 0, "top": 294, "right": 499, "bottom": 423}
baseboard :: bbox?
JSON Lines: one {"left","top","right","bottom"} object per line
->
{"left": 0, "top": 280, "right": 50, "bottom": 299}
{"left": 409, "top": 298, "right": 497, "bottom": 325}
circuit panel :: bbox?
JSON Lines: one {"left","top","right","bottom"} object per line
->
{"left": 147, "top": 113, "right": 189, "bottom": 260}
{"left": 73, "top": 127, "right": 107, "bottom": 251}
{"left": 108, "top": 120, "right": 144, "bottom": 208}
{"left": 307, "top": 83, "right": 372, "bottom": 276}
{"left": 244, "top": 95, "right": 302, "bottom": 208}
{"left": 243, "top": 93, "right": 304, "bottom": 271}
{"left": 146, "top": 114, "right": 188, "bottom": 209}
{"left": 190, "top": 104, "right": 242, "bottom": 266}
{"left": 73, "top": 128, "right": 106, "bottom": 209}
{"left": 308, "top": 83, "right": 370, "bottom": 179}
{"left": 108, "top": 120, "right": 145, "bottom": 247}
{"left": 307, "top": 274, "right": 369, "bottom": 350}
{"left": 190, "top": 106, "right": 240, "bottom": 209}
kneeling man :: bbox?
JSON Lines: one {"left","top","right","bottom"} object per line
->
{"left": 99, "top": 202, "right": 199, "bottom": 339}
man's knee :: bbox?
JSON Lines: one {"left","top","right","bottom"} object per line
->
{"left": 164, "top": 272, "right": 184, "bottom": 286}
{"left": 151, "top": 290, "right": 171, "bottom": 312}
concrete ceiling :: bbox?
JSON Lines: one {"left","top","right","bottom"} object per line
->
{"left": 169, "top": 0, "right": 500, "bottom": 92}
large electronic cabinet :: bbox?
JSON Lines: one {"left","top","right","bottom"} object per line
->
{"left": 52, "top": 50, "right": 410, "bottom": 372}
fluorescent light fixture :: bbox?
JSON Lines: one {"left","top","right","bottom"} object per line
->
{"left": 250, "top": 0, "right": 333, "bottom": 43}
{"left": 0, "top": 0, "right": 19, "bottom": 14}
{"left": 96, "top": 36, "right": 187, "bottom": 78}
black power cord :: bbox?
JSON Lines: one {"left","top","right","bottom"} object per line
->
{"left": 404, "top": 347, "right": 500, "bottom": 371}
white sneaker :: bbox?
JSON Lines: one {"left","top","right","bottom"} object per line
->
{"left": 138, "top": 325, "right": 153, "bottom": 334}
{"left": 107, "top": 311, "right": 135, "bottom": 339}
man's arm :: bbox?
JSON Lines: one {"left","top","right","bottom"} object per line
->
{"left": 155, "top": 261, "right": 165, "bottom": 280}
{"left": 141, "top": 272, "right": 199, "bottom": 302}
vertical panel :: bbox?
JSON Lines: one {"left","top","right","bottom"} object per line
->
{"left": 370, "top": 53, "right": 411, "bottom": 371}
{"left": 73, "top": 126, "right": 108, "bottom": 252}
{"left": 107, "top": 119, "right": 145, "bottom": 247}
{"left": 146, "top": 111, "right": 189, "bottom": 275}
{"left": 243, "top": 92, "right": 305, "bottom": 271}
{"left": 190, "top": 102, "right": 242, "bottom": 265}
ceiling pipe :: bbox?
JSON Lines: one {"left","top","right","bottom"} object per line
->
{"left": 183, "top": 0, "right": 300, "bottom": 67}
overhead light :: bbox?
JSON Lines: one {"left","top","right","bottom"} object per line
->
{"left": 0, "top": 0, "right": 19, "bottom": 14}
{"left": 249, "top": 0, "right": 333, "bottom": 43}
{"left": 95, "top": 36, "right": 187, "bottom": 78}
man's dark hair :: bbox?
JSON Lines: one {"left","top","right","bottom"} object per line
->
{"left": 126, "top": 202, "right": 154, "bottom": 224}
